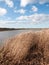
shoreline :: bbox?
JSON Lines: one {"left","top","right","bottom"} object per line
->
{"left": 0, "top": 28, "right": 48, "bottom": 31}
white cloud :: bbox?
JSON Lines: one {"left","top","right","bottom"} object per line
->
{"left": 4, "top": 0, "right": 14, "bottom": 7}
{"left": 16, "top": 13, "right": 49, "bottom": 24}
{"left": 20, "top": 0, "right": 49, "bottom": 7}
{"left": 18, "top": 9, "right": 26, "bottom": 14}
{"left": 0, "top": 0, "right": 14, "bottom": 7}
{"left": 20, "top": 0, "right": 32, "bottom": 7}
{"left": 0, "top": 7, "right": 7, "bottom": 16}
{"left": 16, "top": 16, "right": 28, "bottom": 21}
{"left": 0, "top": 14, "right": 49, "bottom": 27}
{"left": 32, "top": 6, "right": 38, "bottom": 12}
{"left": 14, "top": 9, "right": 26, "bottom": 14}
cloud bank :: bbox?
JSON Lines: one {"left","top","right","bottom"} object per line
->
{"left": 0, "top": 13, "right": 49, "bottom": 25}
{"left": 16, "top": 13, "right": 49, "bottom": 24}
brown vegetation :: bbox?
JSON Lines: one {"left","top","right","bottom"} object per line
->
{"left": 0, "top": 29, "right": 49, "bottom": 65}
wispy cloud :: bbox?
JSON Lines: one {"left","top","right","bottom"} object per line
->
{"left": 14, "top": 9, "right": 26, "bottom": 14}
{"left": 4, "top": 0, "right": 14, "bottom": 7}
{"left": 20, "top": 0, "right": 49, "bottom": 7}
{"left": 1, "top": 13, "right": 48, "bottom": 25}
{"left": 0, "top": 0, "right": 14, "bottom": 7}
{"left": 16, "top": 13, "right": 49, "bottom": 24}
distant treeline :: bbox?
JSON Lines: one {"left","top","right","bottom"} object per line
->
{"left": 0, "top": 28, "right": 48, "bottom": 31}
{"left": 0, "top": 28, "right": 16, "bottom": 31}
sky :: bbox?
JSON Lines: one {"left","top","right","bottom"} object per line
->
{"left": 0, "top": 0, "right": 49, "bottom": 28}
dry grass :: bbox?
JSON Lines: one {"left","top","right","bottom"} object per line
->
{"left": 0, "top": 29, "right": 49, "bottom": 65}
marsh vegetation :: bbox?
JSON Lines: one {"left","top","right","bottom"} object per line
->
{"left": 0, "top": 29, "right": 49, "bottom": 65}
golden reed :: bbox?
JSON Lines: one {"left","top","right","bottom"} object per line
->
{"left": 0, "top": 29, "right": 49, "bottom": 65}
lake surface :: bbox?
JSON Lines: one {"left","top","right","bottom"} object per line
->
{"left": 0, "top": 29, "right": 41, "bottom": 45}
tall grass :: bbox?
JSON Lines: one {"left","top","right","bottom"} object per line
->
{"left": 0, "top": 29, "right": 49, "bottom": 65}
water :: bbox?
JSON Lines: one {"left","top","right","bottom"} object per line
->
{"left": 0, "top": 30, "right": 32, "bottom": 44}
{"left": 0, "top": 29, "right": 41, "bottom": 45}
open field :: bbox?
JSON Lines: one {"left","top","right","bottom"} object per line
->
{"left": 0, "top": 29, "right": 49, "bottom": 65}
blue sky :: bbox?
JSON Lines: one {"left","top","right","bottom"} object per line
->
{"left": 0, "top": 0, "right": 49, "bottom": 28}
